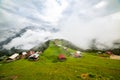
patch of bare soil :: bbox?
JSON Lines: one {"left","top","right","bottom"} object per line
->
{"left": 110, "top": 55, "right": 120, "bottom": 60}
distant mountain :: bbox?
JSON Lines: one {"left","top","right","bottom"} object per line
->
{"left": 0, "top": 25, "right": 59, "bottom": 50}
{"left": 31, "top": 40, "right": 50, "bottom": 52}
{"left": 0, "top": 26, "right": 29, "bottom": 49}
{"left": 58, "top": 39, "right": 83, "bottom": 51}
{"left": 0, "top": 39, "right": 82, "bottom": 57}
{"left": 31, "top": 39, "right": 83, "bottom": 52}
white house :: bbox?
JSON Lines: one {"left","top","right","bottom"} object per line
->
{"left": 7, "top": 53, "right": 19, "bottom": 61}
{"left": 22, "top": 52, "right": 27, "bottom": 55}
{"left": 74, "top": 51, "right": 82, "bottom": 57}
{"left": 29, "top": 52, "right": 40, "bottom": 60}
{"left": 21, "top": 52, "right": 27, "bottom": 58}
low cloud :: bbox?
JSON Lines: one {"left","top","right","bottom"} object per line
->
{"left": 3, "top": 29, "right": 52, "bottom": 50}
{"left": 54, "top": 0, "right": 120, "bottom": 49}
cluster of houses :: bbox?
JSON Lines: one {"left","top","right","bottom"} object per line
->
{"left": 6, "top": 51, "right": 42, "bottom": 62}
{"left": 5, "top": 49, "right": 82, "bottom": 62}
{"left": 58, "top": 51, "right": 82, "bottom": 61}
{"left": 54, "top": 40, "right": 82, "bottom": 61}
{"left": 4, "top": 40, "right": 83, "bottom": 62}
{"left": 97, "top": 51, "right": 113, "bottom": 55}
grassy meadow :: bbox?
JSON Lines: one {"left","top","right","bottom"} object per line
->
{"left": 0, "top": 41, "right": 120, "bottom": 80}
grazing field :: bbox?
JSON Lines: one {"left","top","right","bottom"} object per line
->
{"left": 0, "top": 41, "right": 120, "bottom": 80}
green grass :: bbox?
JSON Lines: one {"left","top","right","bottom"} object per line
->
{"left": 0, "top": 41, "right": 120, "bottom": 80}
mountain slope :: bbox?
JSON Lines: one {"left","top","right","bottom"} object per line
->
{"left": 32, "top": 39, "right": 83, "bottom": 52}
{"left": 0, "top": 39, "right": 81, "bottom": 57}
{"left": 0, "top": 39, "right": 120, "bottom": 80}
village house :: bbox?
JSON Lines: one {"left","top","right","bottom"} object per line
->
{"left": 58, "top": 54, "right": 66, "bottom": 61}
{"left": 26, "top": 50, "right": 35, "bottom": 58}
{"left": 74, "top": 51, "right": 82, "bottom": 58}
{"left": 21, "top": 52, "right": 27, "bottom": 59}
{"left": 6, "top": 53, "right": 19, "bottom": 62}
{"left": 106, "top": 51, "right": 113, "bottom": 55}
{"left": 28, "top": 51, "right": 40, "bottom": 61}
{"left": 58, "top": 45, "right": 62, "bottom": 47}
{"left": 63, "top": 46, "right": 67, "bottom": 50}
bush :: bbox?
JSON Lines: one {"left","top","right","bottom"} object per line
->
{"left": 99, "top": 53, "right": 110, "bottom": 57}
{"left": 111, "top": 49, "right": 120, "bottom": 55}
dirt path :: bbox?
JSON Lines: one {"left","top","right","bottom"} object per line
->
{"left": 110, "top": 55, "right": 120, "bottom": 60}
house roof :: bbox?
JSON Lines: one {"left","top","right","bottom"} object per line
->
{"left": 58, "top": 54, "right": 66, "bottom": 59}
{"left": 22, "top": 52, "right": 27, "bottom": 55}
{"left": 9, "top": 53, "right": 19, "bottom": 59}
{"left": 76, "top": 51, "right": 81, "bottom": 54}
{"left": 29, "top": 53, "right": 39, "bottom": 58}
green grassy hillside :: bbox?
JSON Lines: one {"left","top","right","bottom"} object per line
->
{"left": 0, "top": 40, "right": 120, "bottom": 80}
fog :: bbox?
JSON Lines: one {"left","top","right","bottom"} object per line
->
{"left": 0, "top": 0, "right": 120, "bottom": 50}
{"left": 56, "top": 12, "right": 120, "bottom": 49}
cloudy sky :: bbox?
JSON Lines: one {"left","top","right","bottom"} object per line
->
{"left": 0, "top": 0, "right": 120, "bottom": 50}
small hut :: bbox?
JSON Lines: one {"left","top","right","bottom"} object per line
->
{"left": 58, "top": 54, "right": 66, "bottom": 61}
{"left": 106, "top": 51, "right": 112, "bottom": 55}
{"left": 28, "top": 52, "right": 40, "bottom": 61}
{"left": 58, "top": 45, "right": 62, "bottom": 47}
{"left": 21, "top": 52, "right": 27, "bottom": 59}
{"left": 74, "top": 51, "right": 82, "bottom": 58}
{"left": 26, "top": 51, "right": 35, "bottom": 58}
{"left": 7, "top": 53, "right": 19, "bottom": 62}
{"left": 63, "top": 46, "right": 67, "bottom": 50}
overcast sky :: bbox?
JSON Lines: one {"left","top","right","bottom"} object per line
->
{"left": 0, "top": 0, "right": 120, "bottom": 50}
